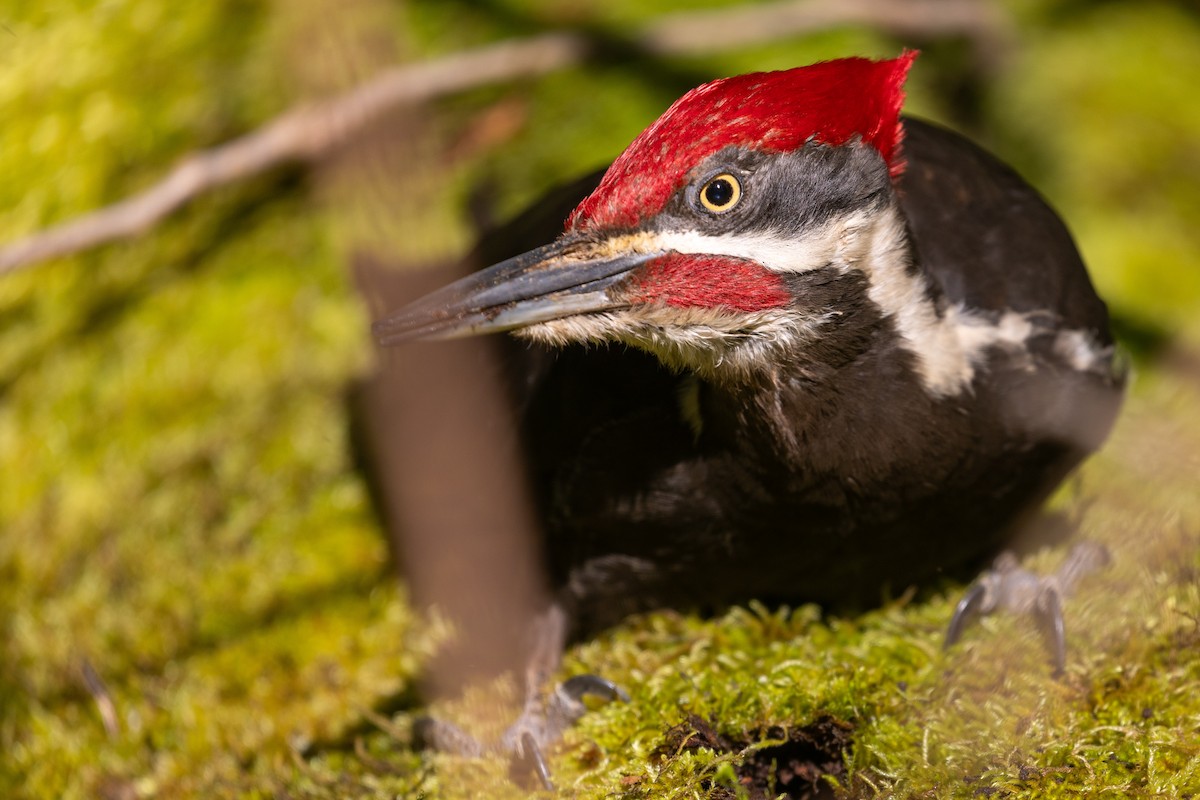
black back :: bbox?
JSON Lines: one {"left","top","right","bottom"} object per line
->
{"left": 900, "top": 118, "right": 1113, "bottom": 341}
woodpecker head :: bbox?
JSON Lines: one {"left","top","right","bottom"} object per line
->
{"left": 376, "top": 54, "right": 920, "bottom": 382}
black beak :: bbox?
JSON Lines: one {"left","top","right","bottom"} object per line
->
{"left": 373, "top": 236, "right": 661, "bottom": 344}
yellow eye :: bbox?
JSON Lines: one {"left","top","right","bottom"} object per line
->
{"left": 699, "top": 173, "right": 742, "bottom": 213}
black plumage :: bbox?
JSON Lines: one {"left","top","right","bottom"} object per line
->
{"left": 430, "top": 117, "right": 1124, "bottom": 638}
{"left": 365, "top": 60, "right": 1127, "bottom": 781}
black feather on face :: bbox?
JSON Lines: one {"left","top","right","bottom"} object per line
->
{"left": 654, "top": 139, "right": 894, "bottom": 239}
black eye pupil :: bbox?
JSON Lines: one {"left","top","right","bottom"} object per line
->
{"left": 705, "top": 179, "right": 733, "bottom": 206}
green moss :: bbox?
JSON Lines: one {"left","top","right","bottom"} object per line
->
{"left": 2, "top": 1, "right": 1199, "bottom": 798}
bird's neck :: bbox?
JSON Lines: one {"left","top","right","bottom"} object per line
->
{"left": 700, "top": 349, "right": 947, "bottom": 499}
{"left": 692, "top": 279, "right": 961, "bottom": 496}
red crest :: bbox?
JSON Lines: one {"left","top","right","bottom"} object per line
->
{"left": 568, "top": 52, "right": 917, "bottom": 232}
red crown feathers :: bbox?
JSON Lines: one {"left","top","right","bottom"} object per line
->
{"left": 568, "top": 52, "right": 917, "bottom": 231}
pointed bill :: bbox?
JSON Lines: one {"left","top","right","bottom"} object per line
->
{"left": 372, "top": 237, "right": 663, "bottom": 344}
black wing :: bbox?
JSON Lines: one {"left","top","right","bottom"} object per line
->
{"left": 898, "top": 117, "right": 1113, "bottom": 345}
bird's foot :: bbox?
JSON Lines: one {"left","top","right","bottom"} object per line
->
{"left": 503, "top": 673, "right": 629, "bottom": 789}
{"left": 944, "top": 541, "right": 1111, "bottom": 674}
{"left": 414, "top": 673, "right": 628, "bottom": 790}
{"left": 415, "top": 602, "right": 627, "bottom": 789}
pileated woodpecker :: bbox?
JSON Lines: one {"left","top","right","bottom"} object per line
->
{"left": 373, "top": 53, "right": 1122, "bottom": 776}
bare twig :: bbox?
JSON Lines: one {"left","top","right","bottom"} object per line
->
{"left": 0, "top": 0, "right": 1006, "bottom": 275}
{"left": 0, "top": 32, "right": 584, "bottom": 275}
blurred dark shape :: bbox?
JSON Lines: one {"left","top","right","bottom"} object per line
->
{"left": 289, "top": 0, "right": 560, "bottom": 698}
{"left": 352, "top": 253, "right": 550, "bottom": 696}
{"left": 347, "top": 174, "right": 603, "bottom": 696}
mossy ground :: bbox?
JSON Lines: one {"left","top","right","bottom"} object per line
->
{"left": 2, "top": 1, "right": 1199, "bottom": 798}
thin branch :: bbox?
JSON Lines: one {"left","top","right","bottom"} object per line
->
{"left": 0, "top": 0, "right": 1007, "bottom": 276}
{"left": 0, "top": 32, "right": 585, "bottom": 275}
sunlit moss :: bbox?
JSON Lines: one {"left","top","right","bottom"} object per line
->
{"left": 2, "top": 0, "right": 1199, "bottom": 798}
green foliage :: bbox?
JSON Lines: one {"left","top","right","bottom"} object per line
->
{"left": 990, "top": 1, "right": 1200, "bottom": 335}
{"left": 2, "top": 0, "right": 1199, "bottom": 798}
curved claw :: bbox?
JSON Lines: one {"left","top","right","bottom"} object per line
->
{"left": 541, "top": 673, "right": 629, "bottom": 738}
{"left": 518, "top": 731, "right": 554, "bottom": 792}
{"left": 944, "top": 541, "right": 1108, "bottom": 674}
{"left": 560, "top": 673, "right": 631, "bottom": 704}
{"left": 944, "top": 581, "right": 988, "bottom": 649}
{"left": 503, "top": 672, "right": 628, "bottom": 789}
{"left": 1035, "top": 585, "right": 1067, "bottom": 676}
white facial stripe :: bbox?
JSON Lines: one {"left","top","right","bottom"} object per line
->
{"left": 624, "top": 213, "right": 993, "bottom": 394}
{"left": 594, "top": 210, "right": 1111, "bottom": 396}
{"left": 650, "top": 228, "right": 841, "bottom": 273}
{"left": 603, "top": 227, "right": 842, "bottom": 274}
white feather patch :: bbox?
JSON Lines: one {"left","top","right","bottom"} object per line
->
{"left": 609, "top": 210, "right": 1110, "bottom": 396}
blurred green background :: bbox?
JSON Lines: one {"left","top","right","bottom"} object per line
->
{"left": 2, "top": 1, "right": 1199, "bottom": 797}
